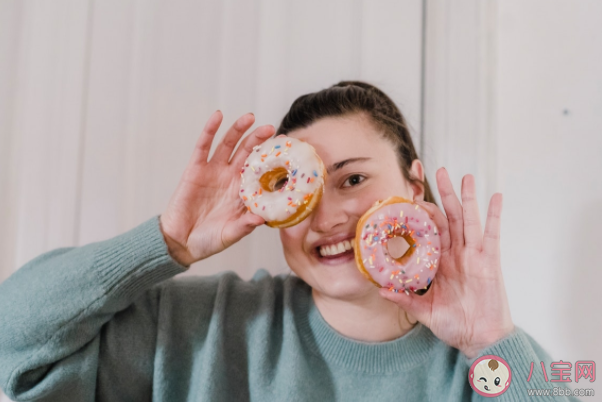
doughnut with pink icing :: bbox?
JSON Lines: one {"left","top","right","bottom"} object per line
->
{"left": 354, "top": 197, "right": 441, "bottom": 293}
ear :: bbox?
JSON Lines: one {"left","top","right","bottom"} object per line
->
{"left": 409, "top": 159, "right": 425, "bottom": 202}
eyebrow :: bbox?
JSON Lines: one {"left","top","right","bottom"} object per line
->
{"left": 326, "top": 157, "right": 371, "bottom": 174}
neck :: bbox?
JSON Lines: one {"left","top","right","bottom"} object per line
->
{"left": 312, "top": 288, "right": 416, "bottom": 342}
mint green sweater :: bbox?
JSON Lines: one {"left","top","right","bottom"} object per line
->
{"left": 0, "top": 217, "right": 581, "bottom": 401}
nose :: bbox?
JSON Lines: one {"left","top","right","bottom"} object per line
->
{"left": 310, "top": 187, "right": 348, "bottom": 233}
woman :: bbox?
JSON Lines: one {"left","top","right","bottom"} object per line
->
{"left": 0, "top": 82, "right": 578, "bottom": 401}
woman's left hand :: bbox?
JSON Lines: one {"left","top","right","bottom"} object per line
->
{"left": 380, "top": 167, "right": 514, "bottom": 359}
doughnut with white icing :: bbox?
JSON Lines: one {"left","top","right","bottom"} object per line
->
{"left": 239, "top": 135, "right": 326, "bottom": 228}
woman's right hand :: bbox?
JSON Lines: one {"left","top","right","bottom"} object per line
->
{"left": 159, "top": 111, "right": 275, "bottom": 266}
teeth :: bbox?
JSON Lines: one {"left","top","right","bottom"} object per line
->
{"left": 319, "top": 240, "right": 355, "bottom": 257}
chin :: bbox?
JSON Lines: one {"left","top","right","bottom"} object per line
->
{"left": 286, "top": 248, "right": 379, "bottom": 300}
{"left": 312, "top": 261, "right": 378, "bottom": 300}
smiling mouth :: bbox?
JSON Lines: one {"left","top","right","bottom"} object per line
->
{"left": 318, "top": 240, "right": 354, "bottom": 257}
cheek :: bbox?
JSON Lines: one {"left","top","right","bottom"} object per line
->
{"left": 279, "top": 222, "right": 308, "bottom": 257}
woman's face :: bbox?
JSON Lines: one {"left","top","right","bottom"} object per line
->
{"left": 280, "top": 114, "right": 425, "bottom": 300}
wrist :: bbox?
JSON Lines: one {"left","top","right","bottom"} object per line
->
{"left": 158, "top": 216, "right": 193, "bottom": 267}
{"left": 461, "top": 324, "right": 516, "bottom": 359}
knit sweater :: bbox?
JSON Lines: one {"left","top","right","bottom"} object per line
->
{"left": 0, "top": 217, "right": 581, "bottom": 401}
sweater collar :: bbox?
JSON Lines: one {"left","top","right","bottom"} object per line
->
{"left": 294, "top": 281, "right": 437, "bottom": 374}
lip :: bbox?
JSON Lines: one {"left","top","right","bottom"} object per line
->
{"left": 309, "top": 233, "right": 357, "bottom": 265}
{"left": 310, "top": 233, "right": 356, "bottom": 253}
{"left": 316, "top": 249, "right": 356, "bottom": 266}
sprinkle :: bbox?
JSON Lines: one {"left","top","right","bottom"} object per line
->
{"left": 405, "top": 279, "right": 413, "bottom": 283}
{"left": 276, "top": 152, "right": 281, "bottom": 157}
{"left": 240, "top": 189, "right": 244, "bottom": 192}
{"left": 417, "top": 258, "right": 420, "bottom": 264}
{"left": 301, "top": 173, "right": 305, "bottom": 178}
{"left": 285, "top": 160, "right": 290, "bottom": 165}
{"left": 285, "top": 141, "right": 292, "bottom": 147}
{"left": 242, "top": 196, "right": 248, "bottom": 201}
{"left": 415, "top": 205, "right": 419, "bottom": 209}
{"left": 313, "top": 170, "right": 318, "bottom": 177}
{"left": 262, "top": 206, "right": 265, "bottom": 210}
{"left": 251, "top": 166, "right": 255, "bottom": 172}
{"left": 254, "top": 203, "right": 258, "bottom": 208}
{"left": 405, "top": 289, "right": 410, "bottom": 296}
{"left": 400, "top": 210, "right": 404, "bottom": 218}
{"left": 427, "top": 277, "right": 432, "bottom": 285}
{"left": 307, "top": 177, "right": 311, "bottom": 183}
{"left": 247, "top": 206, "right": 251, "bottom": 211}
{"left": 258, "top": 188, "right": 262, "bottom": 195}
{"left": 414, "top": 274, "right": 420, "bottom": 279}
{"left": 275, "top": 145, "right": 281, "bottom": 149}
{"left": 261, "top": 154, "right": 267, "bottom": 158}
{"left": 292, "top": 169, "right": 298, "bottom": 176}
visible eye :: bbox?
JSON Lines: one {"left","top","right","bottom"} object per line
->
{"left": 494, "top": 377, "right": 500, "bottom": 386}
{"left": 479, "top": 377, "right": 487, "bottom": 382}
{"left": 342, "top": 174, "right": 366, "bottom": 188}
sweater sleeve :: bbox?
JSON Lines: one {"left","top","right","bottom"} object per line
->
{"left": 468, "top": 326, "right": 584, "bottom": 401}
{"left": 0, "top": 216, "right": 188, "bottom": 401}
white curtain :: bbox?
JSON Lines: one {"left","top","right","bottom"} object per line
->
{"left": 0, "top": 0, "right": 424, "bottom": 284}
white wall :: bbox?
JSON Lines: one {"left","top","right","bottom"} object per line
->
{"left": 423, "top": 0, "right": 601, "bottom": 396}
{"left": 497, "top": 0, "right": 602, "bottom": 395}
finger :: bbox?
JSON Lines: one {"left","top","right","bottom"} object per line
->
{"left": 379, "top": 286, "right": 433, "bottom": 327}
{"left": 414, "top": 201, "right": 451, "bottom": 254}
{"left": 189, "top": 110, "right": 223, "bottom": 165}
{"left": 229, "top": 124, "right": 276, "bottom": 168}
{"left": 211, "top": 113, "right": 255, "bottom": 164}
{"left": 483, "top": 193, "right": 503, "bottom": 258}
{"left": 461, "top": 175, "right": 483, "bottom": 250}
{"left": 221, "top": 212, "right": 265, "bottom": 249}
{"left": 436, "top": 167, "right": 464, "bottom": 248}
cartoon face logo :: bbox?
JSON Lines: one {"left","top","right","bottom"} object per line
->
{"left": 468, "top": 355, "right": 512, "bottom": 397}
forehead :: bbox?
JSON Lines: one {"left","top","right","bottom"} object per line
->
{"left": 286, "top": 115, "right": 395, "bottom": 166}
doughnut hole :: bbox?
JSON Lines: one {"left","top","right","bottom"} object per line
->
{"left": 386, "top": 234, "right": 416, "bottom": 264}
{"left": 259, "top": 167, "right": 289, "bottom": 192}
{"left": 387, "top": 235, "right": 431, "bottom": 295}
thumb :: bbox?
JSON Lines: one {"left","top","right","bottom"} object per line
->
{"left": 379, "top": 287, "right": 433, "bottom": 326}
{"left": 221, "top": 212, "right": 265, "bottom": 248}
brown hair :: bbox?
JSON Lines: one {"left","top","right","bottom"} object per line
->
{"left": 276, "top": 80, "right": 436, "bottom": 204}
{"left": 488, "top": 359, "right": 499, "bottom": 371}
